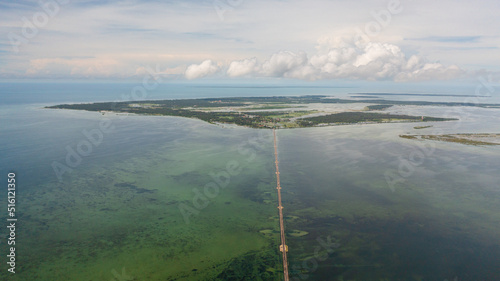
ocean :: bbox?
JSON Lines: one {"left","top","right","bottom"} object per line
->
{"left": 0, "top": 81, "right": 499, "bottom": 280}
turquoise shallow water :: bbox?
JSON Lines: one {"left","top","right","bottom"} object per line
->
{"left": 0, "top": 82, "right": 499, "bottom": 280}
{"left": 1, "top": 106, "right": 283, "bottom": 280}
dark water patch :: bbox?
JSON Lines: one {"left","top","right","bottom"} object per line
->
{"left": 213, "top": 247, "right": 281, "bottom": 281}
{"left": 114, "top": 182, "right": 156, "bottom": 193}
{"left": 234, "top": 178, "right": 267, "bottom": 203}
{"left": 171, "top": 171, "right": 206, "bottom": 185}
{"left": 292, "top": 214, "right": 500, "bottom": 280}
{"left": 286, "top": 175, "right": 395, "bottom": 210}
{"left": 336, "top": 179, "right": 395, "bottom": 206}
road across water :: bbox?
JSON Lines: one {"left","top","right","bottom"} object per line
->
{"left": 273, "top": 128, "right": 289, "bottom": 281}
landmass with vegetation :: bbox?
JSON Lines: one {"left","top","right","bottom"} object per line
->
{"left": 364, "top": 104, "right": 394, "bottom": 111}
{"left": 45, "top": 95, "right": 500, "bottom": 129}
{"left": 400, "top": 133, "right": 500, "bottom": 146}
{"left": 297, "top": 112, "right": 452, "bottom": 127}
{"left": 414, "top": 125, "right": 433, "bottom": 129}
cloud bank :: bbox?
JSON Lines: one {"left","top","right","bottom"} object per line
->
{"left": 187, "top": 39, "right": 466, "bottom": 81}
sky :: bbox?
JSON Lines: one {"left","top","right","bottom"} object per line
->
{"left": 1, "top": 0, "right": 499, "bottom": 84}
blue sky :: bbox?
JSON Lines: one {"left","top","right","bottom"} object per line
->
{"left": 1, "top": 0, "right": 499, "bottom": 83}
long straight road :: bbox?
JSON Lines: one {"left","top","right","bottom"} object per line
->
{"left": 273, "top": 128, "right": 289, "bottom": 281}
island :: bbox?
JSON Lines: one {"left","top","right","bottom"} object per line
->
{"left": 45, "top": 95, "right": 496, "bottom": 129}
{"left": 400, "top": 134, "right": 500, "bottom": 146}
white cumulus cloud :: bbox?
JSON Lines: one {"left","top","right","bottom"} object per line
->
{"left": 227, "top": 58, "right": 259, "bottom": 77}
{"left": 184, "top": 60, "right": 220, "bottom": 80}
{"left": 222, "top": 37, "right": 466, "bottom": 81}
{"left": 261, "top": 51, "right": 308, "bottom": 77}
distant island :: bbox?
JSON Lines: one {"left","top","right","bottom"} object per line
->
{"left": 45, "top": 95, "right": 499, "bottom": 129}
{"left": 350, "top": 93, "right": 492, "bottom": 98}
{"left": 400, "top": 133, "right": 500, "bottom": 146}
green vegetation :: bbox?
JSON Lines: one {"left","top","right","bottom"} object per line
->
{"left": 47, "top": 95, "right": 500, "bottom": 111}
{"left": 47, "top": 95, "right": 485, "bottom": 129}
{"left": 351, "top": 95, "right": 380, "bottom": 98}
{"left": 364, "top": 104, "right": 393, "bottom": 111}
{"left": 399, "top": 135, "right": 418, "bottom": 140}
{"left": 241, "top": 105, "right": 306, "bottom": 110}
{"left": 399, "top": 134, "right": 500, "bottom": 145}
{"left": 297, "top": 112, "right": 455, "bottom": 127}
{"left": 414, "top": 125, "right": 433, "bottom": 129}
